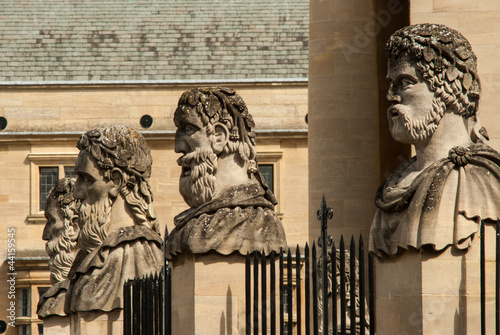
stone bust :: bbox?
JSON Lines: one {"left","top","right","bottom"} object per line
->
{"left": 369, "top": 23, "right": 500, "bottom": 256}
{"left": 37, "top": 177, "right": 79, "bottom": 318}
{"left": 165, "top": 87, "right": 287, "bottom": 259}
{"left": 66, "top": 125, "right": 163, "bottom": 313}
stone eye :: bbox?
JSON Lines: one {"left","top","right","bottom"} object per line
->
{"left": 400, "top": 78, "right": 414, "bottom": 89}
{"left": 185, "top": 125, "right": 197, "bottom": 135}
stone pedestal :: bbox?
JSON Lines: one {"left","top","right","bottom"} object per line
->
{"left": 43, "top": 316, "right": 70, "bottom": 335}
{"left": 375, "top": 224, "right": 496, "bottom": 335}
{"left": 171, "top": 252, "right": 247, "bottom": 335}
{"left": 69, "top": 309, "right": 123, "bottom": 335}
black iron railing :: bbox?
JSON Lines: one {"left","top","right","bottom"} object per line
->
{"left": 122, "top": 202, "right": 500, "bottom": 335}
{"left": 245, "top": 196, "right": 374, "bottom": 335}
{"left": 479, "top": 219, "right": 500, "bottom": 335}
{"left": 123, "top": 265, "right": 171, "bottom": 335}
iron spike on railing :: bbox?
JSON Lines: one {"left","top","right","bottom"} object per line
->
{"left": 124, "top": 280, "right": 131, "bottom": 335}
{"left": 317, "top": 195, "right": 334, "bottom": 335}
{"left": 304, "top": 243, "right": 310, "bottom": 335}
{"left": 350, "top": 236, "right": 356, "bottom": 335}
{"left": 312, "top": 242, "right": 318, "bottom": 335}
{"left": 287, "top": 248, "right": 293, "bottom": 335}
{"left": 279, "top": 248, "right": 284, "bottom": 335}
{"left": 254, "top": 252, "right": 259, "bottom": 335}
{"left": 166, "top": 265, "right": 172, "bottom": 335}
{"left": 340, "top": 235, "right": 346, "bottom": 335}
{"left": 246, "top": 252, "right": 251, "bottom": 335}
{"left": 480, "top": 220, "right": 486, "bottom": 335}
{"left": 270, "top": 251, "right": 276, "bottom": 335}
{"left": 359, "top": 235, "right": 366, "bottom": 335}
{"left": 296, "top": 245, "right": 302, "bottom": 335}
{"left": 262, "top": 250, "right": 267, "bottom": 335}
{"left": 332, "top": 240, "right": 337, "bottom": 335}
{"left": 133, "top": 277, "right": 140, "bottom": 335}
{"left": 496, "top": 218, "right": 500, "bottom": 335}
{"left": 368, "top": 251, "right": 375, "bottom": 335}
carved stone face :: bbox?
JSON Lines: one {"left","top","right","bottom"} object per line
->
{"left": 174, "top": 106, "right": 212, "bottom": 155}
{"left": 386, "top": 54, "right": 437, "bottom": 144}
{"left": 74, "top": 151, "right": 115, "bottom": 253}
{"left": 74, "top": 151, "right": 114, "bottom": 205}
{"left": 43, "top": 198, "right": 64, "bottom": 241}
{"left": 43, "top": 195, "right": 79, "bottom": 284}
{"left": 174, "top": 106, "right": 218, "bottom": 207}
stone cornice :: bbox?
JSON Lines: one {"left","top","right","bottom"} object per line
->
{"left": 0, "top": 129, "right": 308, "bottom": 142}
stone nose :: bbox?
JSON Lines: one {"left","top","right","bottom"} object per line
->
{"left": 386, "top": 85, "right": 401, "bottom": 103}
{"left": 73, "top": 177, "right": 86, "bottom": 200}
{"left": 42, "top": 223, "right": 52, "bottom": 241}
{"left": 174, "top": 131, "right": 189, "bottom": 154}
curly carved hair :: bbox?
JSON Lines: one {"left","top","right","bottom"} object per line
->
{"left": 46, "top": 177, "right": 79, "bottom": 221}
{"left": 386, "top": 23, "right": 481, "bottom": 119}
{"left": 175, "top": 87, "right": 258, "bottom": 169}
{"left": 77, "top": 125, "right": 159, "bottom": 231}
{"left": 175, "top": 87, "right": 277, "bottom": 205}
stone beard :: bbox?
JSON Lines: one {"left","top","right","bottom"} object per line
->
{"left": 45, "top": 231, "right": 77, "bottom": 284}
{"left": 389, "top": 95, "right": 443, "bottom": 142}
{"left": 77, "top": 197, "right": 112, "bottom": 254}
{"left": 178, "top": 147, "right": 218, "bottom": 208}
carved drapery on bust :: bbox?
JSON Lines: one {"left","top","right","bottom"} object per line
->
{"left": 37, "top": 178, "right": 80, "bottom": 318}
{"left": 66, "top": 125, "right": 163, "bottom": 313}
{"left": 165, "top": 87, "right": 286, "bottom": 259}
{"left": 369, "top": 24, "right": 500, "bottom": 257}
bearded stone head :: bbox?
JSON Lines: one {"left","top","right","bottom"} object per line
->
{"left": 385, "top": 23, "right": 484, "bottom": 144}
{"left": 174, "top": 87, "right": 275, "bottom": 208}
{"left": 74, "top": 125, "right": 158, "bottom": 253}
{"left": 43, "top": 177, "right": 80, "bottom": 285}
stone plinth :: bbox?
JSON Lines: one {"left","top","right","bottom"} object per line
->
{"left": 43, "top": 316, "right": 70, "bottom": 335}
{"left": 375, "top": 224, "right": 496, "bottom": 334}
{"left": 69, "top": 310, "right": 123, "bottom": 335}
{"left": 171, "top": 252, "right": 247, "bottom": 335}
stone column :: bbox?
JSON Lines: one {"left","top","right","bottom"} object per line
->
{"left": 308, "top": 0, "right": 410, "bottom": 242}
{"left": 308, "top": 0, "right": 383, "bottom": 242}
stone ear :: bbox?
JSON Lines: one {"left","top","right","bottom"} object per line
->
{"left": 109, "top": 168, "right": 125, "bottom": 198}
{"left": 211, "top": 122, "right": 229, "bottom": 154}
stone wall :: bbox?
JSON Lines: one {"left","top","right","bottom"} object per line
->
{"left": 0, "top": 85, "right": 307, "bottom": 132}
{"left": 0, "top": 84, "right": 308, "bottom": 334}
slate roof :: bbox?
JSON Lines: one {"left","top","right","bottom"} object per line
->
{"left": 0, "top": 0, "right": 308, "bottom": 83}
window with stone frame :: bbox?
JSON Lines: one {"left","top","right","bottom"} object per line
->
{"left": 38, "top": 165, "right": 77, "bottom": 211}
{"left": 258, "top": 164, "right": 274, "bottom": 194}
{"left": 257, "top": 151, "right": 282, "bottom": 216}
{"left": 16, "top": 284, "right": 50, "bottom": 335}
{"left": 27, "top": 153, "right": 78, "bottom": 224}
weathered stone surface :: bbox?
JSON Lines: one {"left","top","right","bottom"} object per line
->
{"left": 370, "top": 23, "right": 500, "bottom": 256}
{"left": 166, "top": 87, "right": 286, "bottom": 259}
{"left": 38, "top": 177, "right": 79, "bottom": 319}
{"left": 66, "top": 125, "right": 163, "bottom": 314}
{"left": 370, "top": 22, "right": 500, "bottom": 335}
{"left": 170, "top": 253, "right": 248, "bottom": 335}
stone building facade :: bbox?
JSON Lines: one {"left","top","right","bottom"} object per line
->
{"left": 0, "top": 1, "right": 309, "bottom": 334}
{"left": 3, "top": 0, "right": 500, "bottom": 333}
